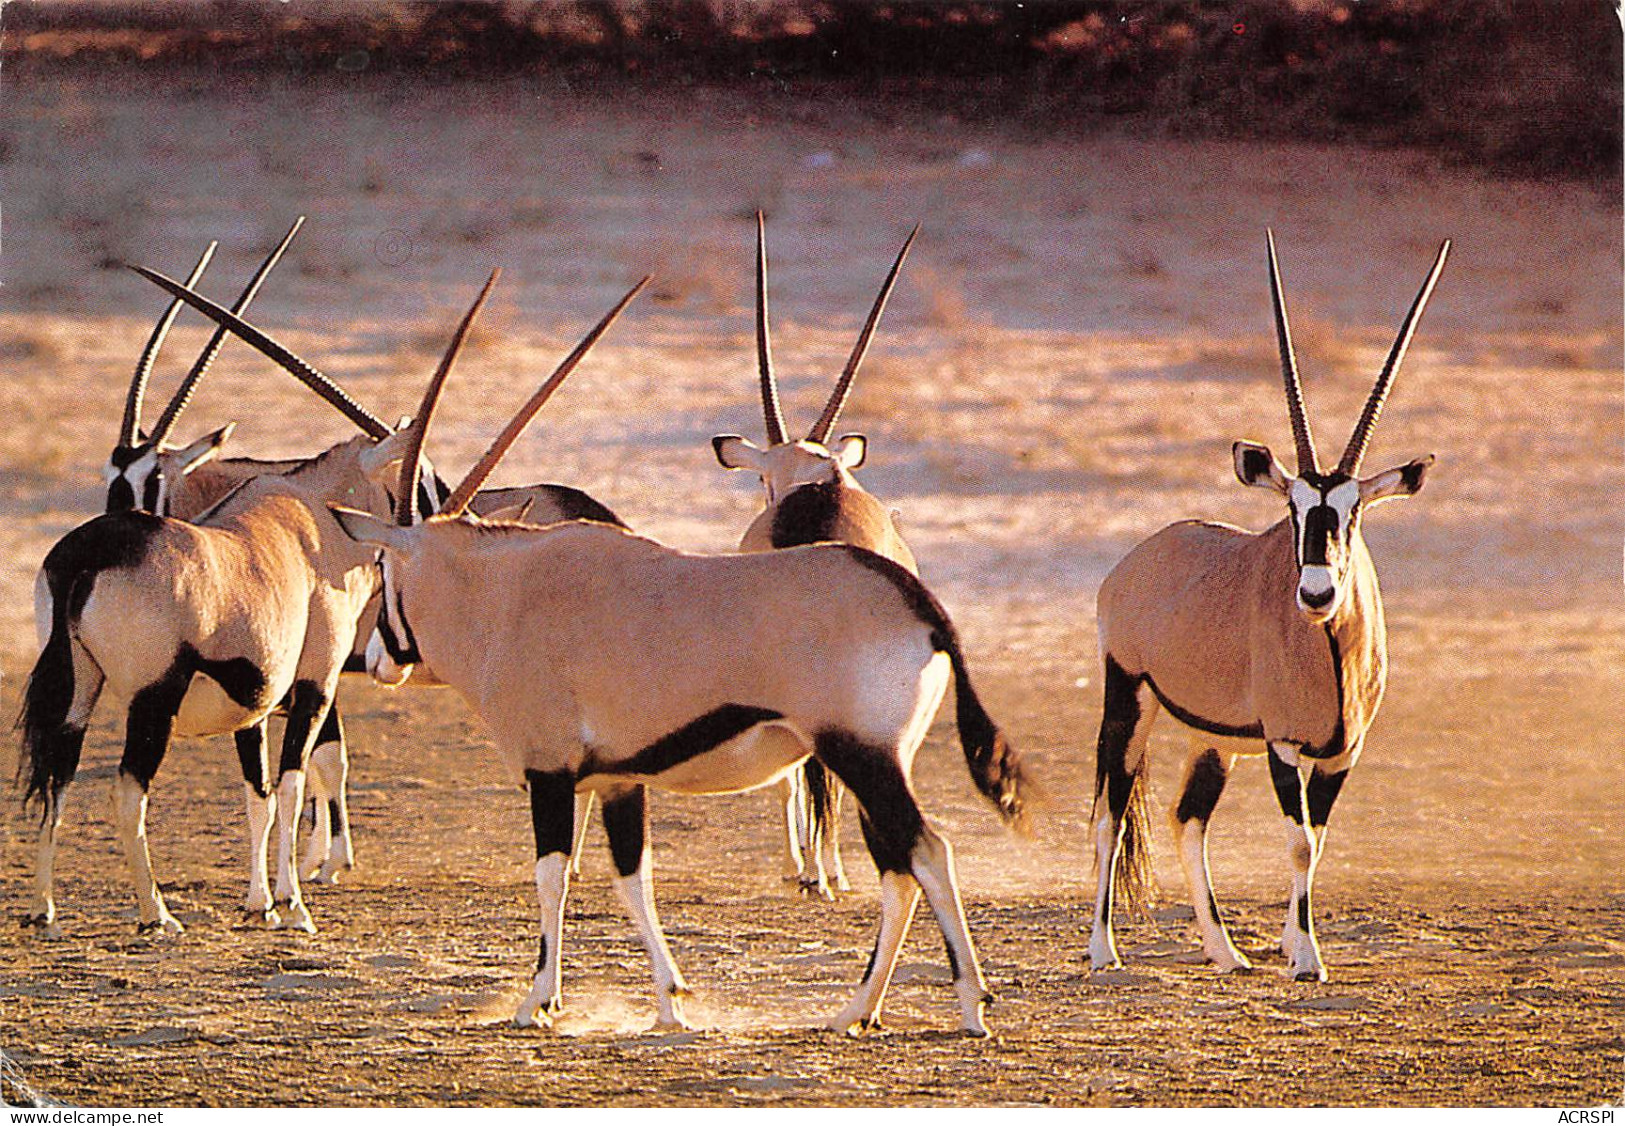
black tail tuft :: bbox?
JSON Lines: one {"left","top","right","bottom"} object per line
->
{"left": 948, "top": 639, "right": 1035, "bottom": 834}
{"left": 18, "top": 572, "right": 84, "bottom": 820}
{"left": 803, "top": 756, "right": 835, "bottom": 847}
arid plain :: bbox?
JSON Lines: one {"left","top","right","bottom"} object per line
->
{"left": 0, "top": 73, "right": 1620, "bottom": 1105}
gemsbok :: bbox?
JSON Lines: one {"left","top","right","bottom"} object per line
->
{"left": 709, "top": 213, "right": 920, "bottom": 898}
{"left": 131, "top": 258, "right": 632, "bottom": 878}
{"left": 1088, "top": 231, "right": 1448, "bottom": 982}
{"left": 331, "top": 301, "right": 1029, "bottom": 1037}
{"left": 17, "top": 271, "right": 501, "bottom": 938}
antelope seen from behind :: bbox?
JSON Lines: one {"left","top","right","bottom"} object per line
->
{"left": 1088, "top": 232, "right": 1448, "bottom": 981}
{"left": 332, "top": 284, "right": 1029, "bottom": 1035}
{"left": 709, "top": 213, "right": 920, "bottom": 898}
{"left": 17, "top": 272, "right": 501, "bottom": 938}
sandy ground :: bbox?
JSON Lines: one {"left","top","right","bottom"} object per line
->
{"left": 0, "top": 72, "right": 1621, "bottom": 1107}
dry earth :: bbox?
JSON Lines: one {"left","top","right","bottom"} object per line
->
{"left": 0, "top": 73, "right": 1620, "bottom": 1106}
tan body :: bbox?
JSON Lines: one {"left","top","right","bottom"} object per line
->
{"left": 1099, "top": 518, "right": 1384, "bottom": 756}
{"left": 340, "top": 504, "right": 1025, "bottom": 1036}
{"left": 1087, "top": 232, "right": 1447, "bottom": 983}
{"left": 21, "top": 435, "right": 402, "bottom": 939}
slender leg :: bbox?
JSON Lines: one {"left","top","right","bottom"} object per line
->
{"left": 301, "top": 708, "right": 353, "bottom": 884}
{"left": 1089, "top": 656, "right": 1158, "bottom": 970}
{"left": 776, "top": 774, "right": 805, "bottom": 885}
{"left": 799, "top": 760, "right": 833, "bottom": 899}
{"left": 236, "top": 722, "right": 279, "bottom": 925}
{"left": 271, "top": 680, "right": 330, "bottom": 933}
{"left": 818, "top": 730, "right": 989, "bottom": 1036}
{"left": 568, "top": 790, "right": 594, "bottom": 878}
{"left": 515, "top": 769, "right": 575, "bottom": 1028}
{"left": 826, "top": 777, "right": 851, "bottom": 893}
{"left": 1268, "top": 742, "right": 1331, "bottom": 981}
{"left": 115, "top": 671, "right": 190, "bottom": 934}
{"left": 601, "top": 785, "right": 691, "bottom": 1030}
{"left": 1172, "top": 746, "right": 1250, "bottom": 971}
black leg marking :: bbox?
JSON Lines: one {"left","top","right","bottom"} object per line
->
{"left": 235, "top": 726, "right": 271, "bottom": 798}
{"left": 328, "top": 798, "right": 346, "bottom": 836}
{"left": 277, "top": 680, "right": 330, "bottom": 776}
{"left": 314, "top": 707, "right": 344, "bottom": 750}
{"left": 535, "top": 934, "right": 549, "bottom": 975}
{"left": 526, "top": 769, "right": 576, "bottom": 858}
{"left": 943, "top": 934, "right": 962, "bottom": 981}
{"left": 1296, "top": 895, "right": 1312, "bottom": 934}
{"left": 861, "top": 938, "right": 880, "bottom": 983}
{"left": 815, "top": 731, "right": 922, "bottom": 874}
{"left": 1267, "top": 746, "right": 1305, "bottom": 825}
{"left": 1096, "top": 657, "right": 1141, "bottom": 820}
{"left": 600, "top": 787, "right": 647, "bottom": 879}
{"left": 1175, "top": 749, "right": 1228, "bottom": 824}
{"left": 121, "top": 658, "right": 194, "bottom": 788}
{"left": 1306, "top": 769, "right": 1348, "bottom": 829}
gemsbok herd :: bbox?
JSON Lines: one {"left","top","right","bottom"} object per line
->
{"left": 15, "top": 217, "right": 1448, "bottom": 1038}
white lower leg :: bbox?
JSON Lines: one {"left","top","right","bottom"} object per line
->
{"left": 778, "top": 776, "right": 805, "bottom": 883}
{"left": 301, "top": 740, "right": 352, "bottom": 881}
{"left": 568, "top": 792, "right": 593, "bottom": 878}
{"left": 29, "top": 802, "right": 64, "bottom": 935}
{"left": 243, "top": 782, "right": 278, "bottom": 921}
{"left": 910, "top": 831, "right": 992, "bottom": 1036}
{"left": 1281, "top": 819, "right": 1325, "bottom": 980}
{"left": 829, "top": 871, "right": 920, "bottom": 1034}
{"left": 515, "top": 853, "right": 571, "bottom": 1028}
{"left": 827, "top": 786, "right": 850, "bottom": 892}
{"left": 272, "top": 770, "right": 314, "bottom": 933}
{"left": 1176, "top": 818, "right": 1250, "bottom": 970}
{"left": 112, "top": 773, "right": 181, "bottom": 933}
{"left": 611, "top": 853, "right": 691, "bottom": 1030}
{"left": 1087, "top": 810, "right": 1121, "bottom": 969}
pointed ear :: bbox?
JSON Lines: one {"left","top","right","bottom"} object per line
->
{"left": 173, "top": 422, "right": 237, "bottom": 475}
{"left": 359, "top": 429, "right": 412, "bottom": 477}
{"left": 329, "top": 504, "right": 414, "bottom": 553}
{"left": 1360, "top": 454, "right": 1435, "bottom": 506}
{"left": 833, "top": 433, "right": 868, "bottom": 470}
{"left": 1233, "top": 440, "right": 1291, "bottom": 495}
{"left": 712, "top": 434, "right": 765, "bottom": 471}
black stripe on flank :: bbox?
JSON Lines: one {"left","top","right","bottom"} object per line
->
{"left": 769, "top": 481, "right": 844, "bottom": 548}
{"left": 1143, "top": 674, "right": 1264, "bottom": 740}
{"left": 181, "top": 644, "right": 271, "bottom": 713}
{"left": 591, "top": 705, "right": 784, "bottom": 777}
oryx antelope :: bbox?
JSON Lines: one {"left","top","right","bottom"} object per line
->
{"left": 332, "top": 291, "right": 1029, "bottom": 1037}
{"left": 708, "top": 213, "right": 920, "bottom": 898}
{"left": 131, "top": 259, "right": 632, "bottom": 878}
{"left": 1088, "top": 232, "right": 1448, "bottom": 982}
{"left": 17, "top": 271, "right": 501, "bottom": 938}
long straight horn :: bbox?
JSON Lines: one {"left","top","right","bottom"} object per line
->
{"left": 756, "top": 212, "right": 788, "bottom": 446}
{"left": 395, "top": 269, "right": 500, "bottom": 526}
{"left": 807, "top": 224, "right": 918, "bottom": 444}
{"left": 1337, "top": 240, "right": 1450, "bottom": 477}
{"left": 130, "top": 264, "right": 393, "bottom": 439}
{"left": 1267, "top": 229, "right": 1320, "bottom": 475}
{"left": 442, "top": 276, "right": 650, "bottom": 517}
{"left": 122, "top": 241, "right": 217, "bottom": 445}
{"left": 147, "top": 217, "right": 305, "bottom": 447}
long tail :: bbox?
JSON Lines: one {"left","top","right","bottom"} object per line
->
{"left": 18, "top": 566, "right": 85, "bottom": 818}
{"left": 837, "top": 544, "right": 1034, "bottom": 831}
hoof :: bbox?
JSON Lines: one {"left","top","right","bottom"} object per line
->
{"left": 1293, "top": 968, "right": 1328, "bottom": 983}
{"left": 138, "top": 915, "right": 184, "bottom": 936}
{"left": 959, "top": 1022, "right": 992, "bottom": 1039}
{"left": 513, "top": 1002, "right": 559, "bottom": 1030}
{"left": 274, "top": 901, "right": 316, "bottom": 934}
{"left": 21, "top": 914, "right": 63, "bottom": 940}
{"left": 651, "top": 1016, "right": 693, "bottom": 1033}
{"left": 242, "top": 906, "right": 281, "bottom": 928}
{"left": 1213, "top": 953, "right": 1255, "bottom": 974}
{"left": 798, "top": 879, "right": 836, "bottom": 902}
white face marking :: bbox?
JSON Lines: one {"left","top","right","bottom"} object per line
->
{"left": 1289, "top": 478, "right": 1363, "bottom": 620}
